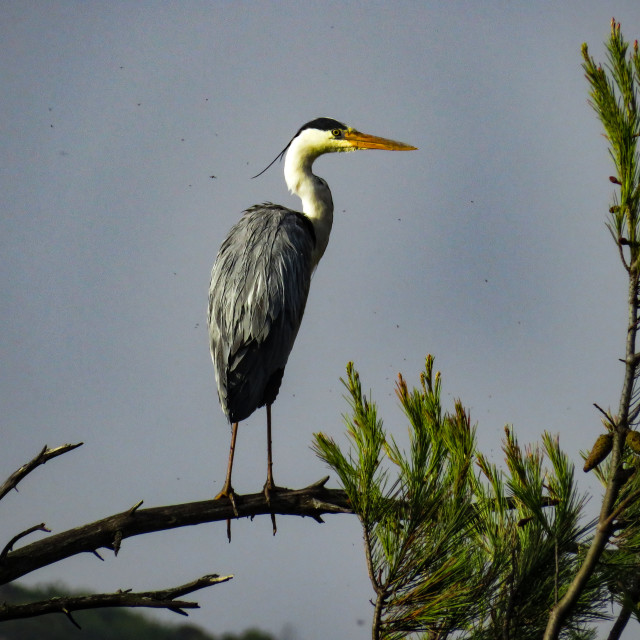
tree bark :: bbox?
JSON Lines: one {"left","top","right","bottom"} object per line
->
{"left": 0, "top": 477, "right": 352, "bottom": 586}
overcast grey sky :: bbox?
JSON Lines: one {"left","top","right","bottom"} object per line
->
{"left": 2, "top": 2, "right": 640, "bottom": 638}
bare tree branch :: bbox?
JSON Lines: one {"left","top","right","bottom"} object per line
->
{"left": 0, "top": 476, "right": 352, "bottom": 585}
{"left": 0, "top": 523, "right": 50, "bottom": 563}
{"left": 0, "top": 574, "right": 233, "bottom": 624}
{"left": 0, "top": 443, "right": 83, "bottom": 501}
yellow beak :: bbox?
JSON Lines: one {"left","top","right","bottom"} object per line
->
{"left": 343, "top": 129, "right": 418, "bottom": 151}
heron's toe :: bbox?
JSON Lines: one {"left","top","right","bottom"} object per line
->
{"left": 263, "top": 480, "right": 288, "bottom": 504}
{"left": 215, "top": 484, "right": 238, "bottom": 517}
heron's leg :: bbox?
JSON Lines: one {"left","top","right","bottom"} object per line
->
{"left": 264, "top": 404, "right": 278, "bottom": 535}
{"left": 215, "top": 421, "right": 239, "bottom": 541}
{"left": 266, "top": 404, "right": 275, "bottom": 491}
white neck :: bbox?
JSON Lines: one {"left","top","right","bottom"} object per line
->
{"left": 284, "top": 135, "right": 334, "bottom": 268}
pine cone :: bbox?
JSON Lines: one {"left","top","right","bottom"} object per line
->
{"left": 583, "top": 433, "right": 614, "bottom": 472}
{"left": 626, "top": 430, "right": 640, "bottom": 454}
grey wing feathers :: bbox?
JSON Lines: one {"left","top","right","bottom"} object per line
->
{"left": 208, "top": 204, "right": 315, "bottom": 423}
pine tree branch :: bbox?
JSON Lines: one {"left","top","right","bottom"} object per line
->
{"left": 0, "top": 443, "right": 83, "bottom": 501}
{"left": 606, "top": 571, "right": 640, "bottom": 640}
{"left": 600, "top": 484, "right": 640, "bottom": 531}
{"left": 0, "top": 477, "right": 352, "bottom": 585}
{"left": 0, "top": 574, "right": 233, "bottom": 624}
{"left": 545, "top": 23, "right": 640, "bottom": 638}
{"left": 545, "top": 273, "right": 638, "bottom": 639}
{"left": 372, "top": 590, "right": 385, "bottom": 640}
{"left": 608, "top": 606, "right": 633, "bottom": 640}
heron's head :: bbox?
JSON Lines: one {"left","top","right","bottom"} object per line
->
{"left": 291, "top": 117, "right": 418, "bottom": 156}
{"left": 253, "top": 117, "right": 417, "bottom": 178}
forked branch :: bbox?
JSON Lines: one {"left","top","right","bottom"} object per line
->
{"left": 0, "top": 477, "right": 352, "bottom": 586}
{"left": 0, "top": 443, "right": 83, "bottom": 501}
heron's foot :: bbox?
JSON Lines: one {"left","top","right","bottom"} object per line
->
{"left": 215, "top": 483, "right": 239, "bottom": 543}
{"left": 263, "top": 480, "right": 286, "bottom": 537}
{"left": 263, "top": 479, "right": 286, "bottom": 504}
{"left": 214, "top": 484, "right": 239, "bottom": 516}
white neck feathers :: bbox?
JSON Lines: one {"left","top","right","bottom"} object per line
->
{"left": 283, "top": 132, "right": 336, "bottom": 267}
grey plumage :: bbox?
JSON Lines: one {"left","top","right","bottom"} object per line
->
{"left": 206, "top": 120, "right": 415, "bottom": 526}
{"left": 208, "top": 204, "right": 315, "bottom": 423}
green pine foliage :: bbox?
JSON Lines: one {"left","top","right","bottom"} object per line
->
{"left": 315, "top": 358, "right": 485, "bottom": 638}
{"left": 582, "top": 21, "right": 640, "bottom": 255}
{"left": 474, "top": 431, "right": 607, "bottom": 639}
{"left": 315, "top": 359, "right": 606, "bottom": 639}
{"left": 315, "top": 20, "right": 640, "bottom": 640}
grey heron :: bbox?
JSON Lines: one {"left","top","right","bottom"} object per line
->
{"left": 208, "top": 118, "right": 416, "bottom": 534}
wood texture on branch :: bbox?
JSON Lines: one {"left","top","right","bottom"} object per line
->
{"left": 0, "top": 477, "right": 352, "bottom": 585}
{"left": 0, "top": 574, "right": 233, "bottom": 625}
{"left": 0, "top": 443, "right": 83, "bottom": 501}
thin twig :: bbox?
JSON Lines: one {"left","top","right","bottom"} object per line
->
{"left": 0, "top": 574, "right": 233, "bottom": 623}
{"left": 617, "top": 237, "right": 631, "bottom": 272}
{"left": 0, "top": 443, "right": 83, "bottom": 501}
{"left": 607, "top": 605, "right": 633, "bottom": 640}
{"left": 0, "top": 523, "right": 50, "bottom": 563}
{"left": 61, "top": 607, "right": 80, "bottom": 628}
{"left": 554, "top": 537, "right": 559, "bottom": 605}
{"left": 127, "top": 500, "right": 144, "bottom": 516}
{"left": 599, "top": 486, "right": 640, "bottom": 531}
{"left": 593, "top": 403, "right": 615, "bottom": 423}
{"left": 606, "top": 573, "right": 640, "bottom": 640}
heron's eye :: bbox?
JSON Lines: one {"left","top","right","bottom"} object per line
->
{"left": 331, "top": 129, "right": 342, "bottom": 138}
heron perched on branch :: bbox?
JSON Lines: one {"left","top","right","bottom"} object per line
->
{"left": 208, "top": 118, "right": 416, "bottom": 535}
